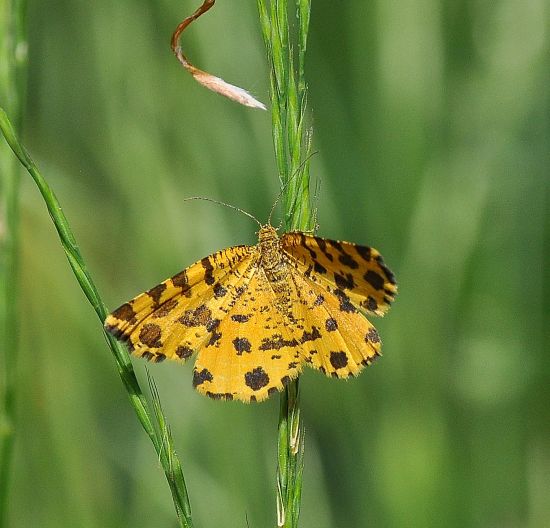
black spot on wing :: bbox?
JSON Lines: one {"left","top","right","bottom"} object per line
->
{"left": 233, "top": 337, "right": 252, "bottom": 355}
{"left": 330, "top": 351, "right": 348, "bottom": 369}
{"left": 176, "top": 345, "right": 194, "bottom": 359}
{"left": 179, "top": 305, "right": 212, "bottom": 327}
{"left": 193, "top": 368, "right": 213, "bottom": 386}
{"left": 213, "top": 283, "right": 227, "bottom": 298}
{"left": 172, "top": 270, "right": 192, "bottom": 297}
{"left": 334, "top": 272, "right": 355, "bottom": 290}
{"left": 300, "top": 233, "right": 318, "bottom": 259}
{"left": 334, "top": 289, "right": 357, "bottom": 313}
{"left": 152, "top": 299, "right": 179, "bottom": 318}
{"left": 316, "top": 238, "right": 334, "bottom": 262}
{"left": 338, "top": 252, "right": 359, "bottom": 269}
{"left": 314, "top": 262, "right": 327, "bottom": 275}
{"left": 147, "top": 283, "right": 166, "bottom": 304}
{"left": 365, "top": 296, "right": 378, "bottom": 311}
{"left": 364, "top": 270, "right": 385, "bottom": 291}
{"left": 111, "top": 303, "right": 137, "bottom": 323}
{"left": 366, "top": 328, "right": 380, "bottom": 343}
{"left": 201, "top": 257, "right": 215, "bottom": 285}
{"left": 313, "top": 294, "right": 325, "bottom": 306}
{"left": 245, "top": 367, "right": 270, "bottom": 391}
{"left": 374, "top": 254, "right": 397, "bottom": 284}
{"left": 206, "top": 391, "right": 233, "bottom": 401}
{"left": 207, "top": 330, "right": 222, "bottom": 347}
{"left": 355, "top": 245, "right": 372, "bottom": 262}
{"left": 139, "top": 324, "right": 163, "bottom": 348}
{"left": 259, "top": 334, "right": 299, "bottom": 351}
{"left": 231, "top": 314, "right": 251, "bottom": 323}
{"left": 203, "top": 319, "right": 218, "bottom": 334}
{"left": 300, "top": 326, "right": 322, "bottom": 344}
{"left": 105, "top": 324, "right": 128, "bottom": 340}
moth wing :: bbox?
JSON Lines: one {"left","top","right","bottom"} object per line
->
{"left": 281, "top": 269, "right": 382, "bottom": 379}
{"left": 192, "top": 267, "right": 303, "bottom": 402}
{"left": 281, "top": 232, "right": 397, "bottom": 316}
{"left": 104, "top": 245, "right": 257, "bottom": 362}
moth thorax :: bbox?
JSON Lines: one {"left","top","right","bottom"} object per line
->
{"left": 258, "top": 224, "right": 282, "bottom": 271}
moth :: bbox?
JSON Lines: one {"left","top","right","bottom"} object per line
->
{"left": 105, "top": 223, "right": 397, "bottom": 402}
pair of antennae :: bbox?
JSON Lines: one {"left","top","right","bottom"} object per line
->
{"left": 184, "top": 151, "right": 318, "bottom": 229}
{"left": 183, "top": 185, "right": 287, "bottom": 230}
{"left": 183, "top": 196, "right": 263, "bottom": 228}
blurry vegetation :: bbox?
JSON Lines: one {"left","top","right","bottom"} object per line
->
{"left": 1, "top": 0, "right": 549, "bottom": 527}
{"left": 1, "top": 0, "right": 27, "bottom": 526}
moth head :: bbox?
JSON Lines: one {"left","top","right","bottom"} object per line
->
{"left": 258, "top": 224, "right": 279, "bottom": 244}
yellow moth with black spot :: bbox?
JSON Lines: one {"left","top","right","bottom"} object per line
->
{"left": 104, "top": 224, "right": 397, "bottom": 403}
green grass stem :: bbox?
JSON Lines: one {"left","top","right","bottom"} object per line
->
{"left": 0, "top": 108, "right": 194, "bottom": 528}
{"left": 257, "top": 1, "right": 312, "bottom": 526}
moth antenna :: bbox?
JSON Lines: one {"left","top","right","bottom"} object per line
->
{"left": 183, "top": 196, "right": 262, "bottom": 227}
{"left": 267, "top": 150, "right": 319, "bottom": 226}
{"left": 171, "top": 0, "right": 266, "bottom": 110}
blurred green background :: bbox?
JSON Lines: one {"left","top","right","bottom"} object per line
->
{"left": 3, "top": 0, "right": 549, "bottom": 526}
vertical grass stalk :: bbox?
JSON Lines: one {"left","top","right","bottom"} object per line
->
{"left": 0, "top": 1, "right": 27, "bottom": 525}
{"left": 257, "top": 1, "right": 312, "bottom": 526}
{"left": 0, "top": 109, "right": 194, "bottom": 528}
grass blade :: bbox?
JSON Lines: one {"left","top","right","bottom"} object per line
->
{"left": 0, "top": 107, "right": 194, "bottom": 528}
{"left": 256, "top": 1, "right": 312, "bottom": 525}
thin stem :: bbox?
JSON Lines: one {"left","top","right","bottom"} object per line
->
{"left": 0, "top": 109, "right": 194, "bottom": 528}
{"left": 0, "top": 1, "right": 27, "bottom": 525}
{"left": 257, "top": 1, "right": 312, "bottom": 526}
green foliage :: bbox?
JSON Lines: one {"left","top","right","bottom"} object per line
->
{"left": 0, "top": 1, "right": 27, "bottom": 525}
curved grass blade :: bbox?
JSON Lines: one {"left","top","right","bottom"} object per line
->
{"left": 0, "top": 107, "right": 194, "bottom": 528}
